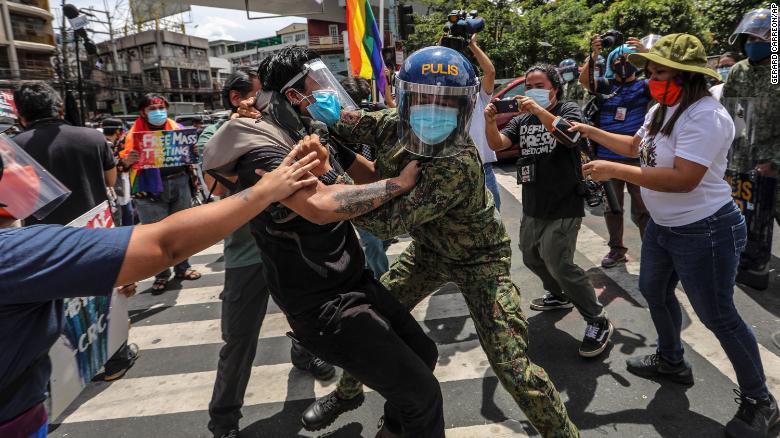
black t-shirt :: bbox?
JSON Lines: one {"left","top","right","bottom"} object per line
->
{"left": 15, "top": 119, "right": 116, "bottom": 225}
{"left": 236, "top": 144, "right": 364, "bottom": 316}
{"left": 501, "top": 101, "right": 585, "bottom": 219}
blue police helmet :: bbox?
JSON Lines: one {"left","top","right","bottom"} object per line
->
{"left": 559, "top": 58, "right": 577, "bottom": 69}
{"left": 398, "top": 46, "right": 477, "bottom": 88}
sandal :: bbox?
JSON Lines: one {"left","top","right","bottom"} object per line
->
{"left": 151, "top": 278, "right": 167, "bottom": 294}
{"left": 175, "top": 269, "right": 201, "bottom": 281}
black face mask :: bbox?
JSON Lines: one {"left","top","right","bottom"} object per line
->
{"left": 614, "top": 60, "right": 637, "bottom": 81}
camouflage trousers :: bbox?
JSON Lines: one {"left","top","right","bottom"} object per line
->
{"left": 335, "top": 242, "right": 579, "bottom": 438}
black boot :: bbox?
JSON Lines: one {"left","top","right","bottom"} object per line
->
{"left": 626, "top": 352, "right": 693, "bottom": 385}
{"left": 289, "top": 335, "right": 335, "bottom": 380}
{"left": 301, "top": 390, "right": 365, "bottom": 431}
{"left": 725, "top": 390, "right": 779, "bottom": 438}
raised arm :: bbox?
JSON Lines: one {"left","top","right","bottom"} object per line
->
{"left": 469, "top": 34, "right": 495, "bottom": 94}
{"left": 484, "top": 103, "right": 513, "bottom": 151}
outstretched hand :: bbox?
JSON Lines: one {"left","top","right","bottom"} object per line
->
{"left": 233, "top": 96, "right": 262, "bottom": 120}
{"left": 296, "top": 134, "right": 331, "bottom": 177}
{"left": 255, "top": 146, "right": 320, "bottom": 201}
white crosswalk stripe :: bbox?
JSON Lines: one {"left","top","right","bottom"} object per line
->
{"left": 54, "top": 169, "right": 780, "bottom": 438}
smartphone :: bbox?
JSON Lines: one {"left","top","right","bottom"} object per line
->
{"left": 552, "top": 116, "right": 582, "bottom": 145}
{"left": 493, "top": 98, "right": 519, "bottom": 114}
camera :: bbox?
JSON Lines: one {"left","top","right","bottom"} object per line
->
{"left": 441, "top": 9, "right": 484, "bottom": 52}
{"left": 599, "top": 30, "right": 624, "bottom": 50}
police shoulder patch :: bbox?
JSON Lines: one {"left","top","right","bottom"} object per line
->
{"left": 340, "top": 110, "right": 362, "bottom": 125}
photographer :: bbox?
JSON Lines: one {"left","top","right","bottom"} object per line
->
{"left": 485, "top": 64, "right": 612, "bottom": 358}
{"left": 580, "top": 34, "right": 652, "bottom": 269}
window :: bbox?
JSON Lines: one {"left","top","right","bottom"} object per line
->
{"left": 282, "top": 35, "right": 293, "bottom": 44}
{"left": 501, "top": 82, "right": 526, "bottom": 99}
{"left": 329, "top": 25, "right": 339, "bottom": 38}
{"left": 295, "top": 33, "right": 307, "bottom": 42}
{"left": 142, "top": 44, "right": 156, "bottom": 58}
{"left": 164, "top": 44, "right": 187, "bottom": 59}
{"left": 190, "top": 48, "right": 207, "bottom": 60}
{"left": 9, "top": 13, "right": 53, "bottom": 45}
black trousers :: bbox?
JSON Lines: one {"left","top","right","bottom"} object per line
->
{"left": 288, "top": 271, "right": 444, "bottom": 438}
{"left": 208, "top": 263, "right": 315, "bottom": 433}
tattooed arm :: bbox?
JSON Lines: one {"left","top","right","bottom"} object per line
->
{"left": 279, "top": 160, "right": 421, "bottom": 226}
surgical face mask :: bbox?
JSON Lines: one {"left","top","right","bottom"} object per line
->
{"left": 717, "top": 66, "right": 732, "bottom": 81}
{"left": 305, "top": 90, "right": 342, "bottom": 126}
{"left": 562, "top": 72, "right": 575, "bottom": 82}
{"left": 146, "top": 109, "right": 168, "bottom": 126}
{"left": 525, "top": 88, "right": 552, "bottom": 109}
{"left": 409, "top": 104, "right": 458, "bottom": 145}
{"left": 745, "top": 41, "right": 771, "bottom": 62}
{"left": 594, "top": 70, "right": 601, "bottom": 79}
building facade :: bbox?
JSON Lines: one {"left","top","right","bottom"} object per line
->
{"left": 94, "top": 29, "right": 214, "bottom": 113}
{"left": 0, "top": 0, "right": 56, "bottom": 82}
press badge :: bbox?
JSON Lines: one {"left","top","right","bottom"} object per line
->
{"left": 615, "top": 107, "right": 627, "bottom": 121}
{"left": 516, "top": 157, "right": 536, "bottom": 185}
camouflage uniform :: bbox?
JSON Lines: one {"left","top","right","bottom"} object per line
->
{"left": 721, "top": 59, "right": 780, "bottom": 223}
{"left": 562, "top": 80, "right": 586, "bottom": 106}
{"left": 331, "top": 109, "right": 579, "bottom": 438}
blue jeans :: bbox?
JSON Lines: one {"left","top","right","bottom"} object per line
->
{"left": 640, "top": 201, "right": 768, "bottom": 398}
{"left": 357, "top": 227, "right": 390, "bottom": 279}
{"left": 483, "top": 163, "right": 501, "bottom": 211}
{"left": 134, "top": 173, "right": 193, "bottom": 280}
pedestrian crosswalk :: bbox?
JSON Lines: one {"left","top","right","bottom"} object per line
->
{"left": 50, "top": 168, "right": 780, "bottom": 438}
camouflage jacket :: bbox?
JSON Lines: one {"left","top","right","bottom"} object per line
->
{"left": 562, "top": 80, "right": 586, "bottom": 105}
{"left": 332, "top": 109, "right": 511, "bottom": 266}
{"left": 721, "top": 59, "right": 780, "bottom": 171}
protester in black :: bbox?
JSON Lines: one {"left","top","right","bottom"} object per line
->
{"left": 13, "top": 82, "right": 117, "bottom": 226}
{"left": 485, "top": 64, "right": 613, "bottom": 358}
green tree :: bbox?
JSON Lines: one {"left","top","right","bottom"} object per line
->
{"left": 695, "top": 0, "right": 767, "bottom": 54}
{"left": 589, "top": 0, "right": 712, "bottom": 49}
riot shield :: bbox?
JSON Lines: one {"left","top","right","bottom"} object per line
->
{"left": 723, "top": 97, "right": 779, "bottom": 290}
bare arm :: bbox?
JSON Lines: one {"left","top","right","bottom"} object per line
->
{"left": 569, "top": 122, "right": 641, "bottom": 157}
{"left": 103, "top": 167, "right": 117, "bottom": 189}
{"left": 346, "top": 154, "right": 380, "bottom": 184}
{"left": 114, "top": 148, "right": 319, "bottom": 286}
{"left": 584, "top": 156, "right": 708, "bottom": 193}
{"left": 484, "top": 103, "right": 513, "bottom": 151}
{"left": 469, "top": 35, "right": 495, "bottom": 94}
{"left": 580, "top": 34, "right": 602, "bottom": 93}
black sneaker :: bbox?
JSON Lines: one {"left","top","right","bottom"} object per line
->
{"left": 103, "top": 343, "right": 139, "bottom": 381}
{"left": 290, "top": 338, "right": 336, "bottom": 380}
{"left": 301, "top": 390, "right": 365, "bottom": 431}
{"left": 213, "top": 429, "right": 240, "bottom": 438}
{"left": 579, "top": 318, "right": 614, "bottom": 357}
{"left": 725, "top": 391, "right": 779, "bottom": 438}
{"left": 626, "top": 353, "right": 694, "bottom": 385}
{"left": 530, "top": 292, "right": 574, "bottom": 311}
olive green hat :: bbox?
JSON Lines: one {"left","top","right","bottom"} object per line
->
{"left": 628, "top": 33, "right": 721, "bottom": 82}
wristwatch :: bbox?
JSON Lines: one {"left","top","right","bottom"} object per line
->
{"left": 319, "top": 169, "right": 340, "bottom": 185}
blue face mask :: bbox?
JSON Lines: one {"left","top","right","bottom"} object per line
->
{"left": 562, "top": 72, "right": 575, "bottom": 82}
{"left": 525, "top": 88, "right": 551, "bottom": 108}
{"left": 594, "top": 71, "right": 601, "bottom": 79}
{"left": 717, "top": 66, "right": 732, "bottom": 81}
{"left": 409, "top": 104, "right": 458, "bottom": 145}
{"left": 745, "top": 41, "right": 771, "bottom": 62}
{"left": 305, "top": 90, "right": 341, "bottom": 126}
{"left": 146, "top": 109, "right": 167, "bottom": 126}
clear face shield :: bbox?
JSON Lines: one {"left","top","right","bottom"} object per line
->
{"left": 396, "top": 77, "right": 479, "bottom": 158}
{"left": 728, "top": 9, "right": 770, "bottom": 45}
{"left": 0, "top": 134, "right": 71, "bottom": 220}
{"left": 280, "top": 59, "right": 358, "bottom": 125}
{"left": 640, "top": 34, "right": 662, "bottom": 50}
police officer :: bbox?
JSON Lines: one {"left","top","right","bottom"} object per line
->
{"left": 300, "top": 46, "right": 579, "bottom": 438}
{"left": 559, "top": 58, "right": 585, "bottom": 105}
{"left": 721, "top": 8, "right": 780, "bottom": 290}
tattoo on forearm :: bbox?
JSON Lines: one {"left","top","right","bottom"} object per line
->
{"left": 334, "top": 180, "right": 401, "bottom": 215}
{"left": 239, "top": 187, "right": 253, "bottom": 202}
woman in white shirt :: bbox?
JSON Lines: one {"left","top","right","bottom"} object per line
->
{"left": 570, "top": 34, "right": 777, "bottom": 438}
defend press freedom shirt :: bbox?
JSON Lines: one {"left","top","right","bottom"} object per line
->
{"left": 635, "top": 97, "right": 735, "bottom": 227}
{"left": 0, "top": 225, "right": 131, "bottom": 428}
{"left": 500, "top": 101, "right": 585, "bottom": 219}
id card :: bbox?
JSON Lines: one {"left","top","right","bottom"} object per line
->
{"left": 615, "top": 107, "right": 627, "bottom": 121}
{"left": 516, "top": 161, "right": 536, "bottom": 185}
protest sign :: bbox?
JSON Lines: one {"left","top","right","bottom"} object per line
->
{"left": 48, "top": 202, "right": 129, "bottom": 421}
{"left": 132, "top": 128, "right": 199, "bottom": 168}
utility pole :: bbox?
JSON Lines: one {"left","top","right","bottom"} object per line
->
{"left": 60, "top": 0, "right": 70, "bottom": 97}
{"left": 96, "top": 0, "right": 128, "bottom": 114}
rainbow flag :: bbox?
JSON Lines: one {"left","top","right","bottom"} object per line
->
{"left": 346, "top": 0, "right": 386, "bottom": 96}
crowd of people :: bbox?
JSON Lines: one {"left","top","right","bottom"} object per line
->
{"left": 0, "top": 6, "right": 778, "bottom": 438}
